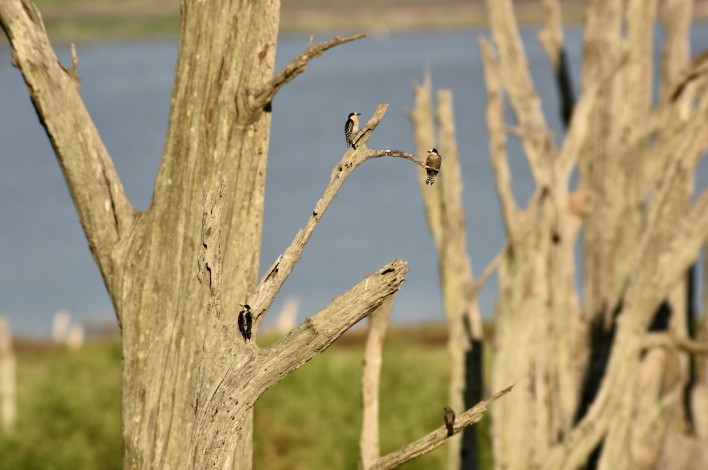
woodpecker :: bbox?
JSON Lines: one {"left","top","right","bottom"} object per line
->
{"left": 425, "top": 148, "right": 442, "bottom": 185}
{"left": 238, "top": 304, "right": 252, "bottom": 341}
{"left": 345, "top": 112, "right": 361, "bottom": 148}
{"left": 443, "top": 406, "right": 455, "bottom": 437}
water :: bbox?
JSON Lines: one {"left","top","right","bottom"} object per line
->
{"left": 1, "top": 26, "right": 707, "bottom": 335}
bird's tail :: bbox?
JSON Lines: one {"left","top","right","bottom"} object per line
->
{"left": 426, "top": 174, "right": 436, "bottom": 185}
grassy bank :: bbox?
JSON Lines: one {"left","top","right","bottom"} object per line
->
{"left": 23, "top": 0, "right": 588, "bottom": 42}
{"left": 8, "top": 1, "right": 708, "bottom": 42}
{"left": 0, "top": 326, "right": 494, "bottom": 469}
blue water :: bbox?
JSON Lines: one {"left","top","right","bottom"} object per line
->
{"left": 1, "top": 26, "right": 707, "bottom": 335}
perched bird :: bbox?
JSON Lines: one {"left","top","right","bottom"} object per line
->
{"left": 425, "top": 148, "right": 442, "bottom": 185}
{"left": 238, "top": 304, "right": 252, "bottom": 341}
{"left": 345, "top": 112, "right": 361, "bottom": 148}
{"left": 443, "top": 406, "right": 455, "bottom": 437}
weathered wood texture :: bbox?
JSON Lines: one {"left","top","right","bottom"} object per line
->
{"left": 480, "top": 0, "right": 708, "bottom": 468}
{"left": 2, "top": 0, "right": 282, "bottom": 465}
{"left": 189, "top": 179, "right": 408, "bottom": 468}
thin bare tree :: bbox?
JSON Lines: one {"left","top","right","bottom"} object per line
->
{"left": 0, "top": 317, "right": 15, "bottom": 434}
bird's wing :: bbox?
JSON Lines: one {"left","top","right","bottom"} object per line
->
{"left": 426, "top": 153, "right": 441, "bottom": 170}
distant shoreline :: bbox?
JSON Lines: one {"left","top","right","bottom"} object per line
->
{"left": 21, "top": 0, "right": 708, "bottom": 43}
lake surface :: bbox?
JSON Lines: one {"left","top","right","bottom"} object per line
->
{"left": 1, "top": 26, "right": 707, "bottom": 335}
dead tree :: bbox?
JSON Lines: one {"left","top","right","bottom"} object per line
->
{"left": 0, "top": 1, "right": 511, "bottom": 467}
{"left": 408, "top": 74, "right": 488, "bottom": 470}
{"left": 409, "top": 0, "right": 708, "bottom": 468}
{"left": 482, "top": 0, "right": 708, "bottom": 468}
{"left": 0, "top": 0, "right": 508, "bottom": 469}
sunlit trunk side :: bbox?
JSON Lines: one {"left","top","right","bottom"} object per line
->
{"left": 117, "top": 1, "right": 280, "bottom": 467}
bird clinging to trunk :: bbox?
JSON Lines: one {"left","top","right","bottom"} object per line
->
{"left": 345, "top": 112, "right": 361, "bottom": 148}
{"left": 425, "top": 148, "right": 442, "bottom": 185}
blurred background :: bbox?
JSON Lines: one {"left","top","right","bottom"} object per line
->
{"left": 4, "top": 1, "right": 705, "bottom": 337}
{"left": 0, "top": 1, "right": 707, "bottom": 467}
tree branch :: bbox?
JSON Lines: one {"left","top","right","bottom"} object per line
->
{"left": 0, "top": 0, "right": 134, "bottom": 286}
{"left": 667, "top": 50, "right": 708, "bottom": 102}
{"left": 485, "top": 0, "right": 554, "bottom": 185}
{"left": 369, "top": 384, "right": 515, "bottom": 470}
{"left": 469, "top": 243, "right": 508, "bottom": 300}
{"left": 618, "top": 119, "right": 708, "bottom": 307}
{"left": 367, "top": 149, "right": 431, "bottom": 170}
{"left": 655, "top": 190, "right": 708, "bottom": 294}
{"left": 189, "top": 260, "right": 407, "bottom": 468}
{"left": 479, "top": 39, "right": 520, "bottom": 240}
{"left": 244, "top": 104, "right": 421, "bottom": 330}
{"left": 249, "top": 33, "right": 366, "bottom": 116}
{"left": 644, "top": 333, "right": 708, "bottom": 355}
{"left": 537, "top": 0, "right": 575, "bottom": 128}
{"left": 264, "top": 259, "right": 407, "bottom": 385}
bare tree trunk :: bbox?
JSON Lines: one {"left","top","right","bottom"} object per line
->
{"left": 1, "top": 0, "right": 282, "bottom": 464}
{"left": 409, "top": 74, "right": 485, "bottom": 470}
{"left": 116, "top": 2, "right": 282, "bottom": 466}
{"left": 2, "top": 1, "right": 464, "bottom": 462}
{"left": 360, "top": 295, "right": 396, "bottom": 469}
{"left": 0, "top": 317, "right": 15, "bottom": 434}
{"left": 693, "top": 247, "right": 708, "bottom": 443}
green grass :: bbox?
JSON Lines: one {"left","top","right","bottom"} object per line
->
{"left": 13, "top": 0, "right": 604, "bottom": 43}
{"left": 0, "top": 329, "right": 489, "bottom": 469}
{"left": 254, "top": 340, "right": 451, "bottom": 469}
{"left": 0, "top": 340, "right": 122, "bottom": 470}
{"left": 42, "top": 16, "right": 180, "bottom": 43}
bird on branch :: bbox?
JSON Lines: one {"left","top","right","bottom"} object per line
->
{"left": 425, "top": 148, "right": 442, "bottom": 185}
{"left": 443, "top": 406, "right": 455, "bottom": 436}
{"left": 345, "top": 112, "right": 361, "bottom": 148}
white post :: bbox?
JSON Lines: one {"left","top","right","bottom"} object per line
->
{"left": 66, "top": 324, "right": 85, "bottom": 352}
{"left": 274, "top": 297, "right": 299, "bottom": 335}
{"left": 51, "top": 310, "right": 71, "bottom": 343}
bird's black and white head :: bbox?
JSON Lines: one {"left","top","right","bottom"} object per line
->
{"left": 348, "top": 112, "right": 361, "bottom": 121}
{"left": 428, "top": 148, "right": 440, "bottom": 155}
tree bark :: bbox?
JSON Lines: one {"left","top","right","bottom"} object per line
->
{"left": 188, "top": 178, "right": 408, "bottom": 467}
{"left": 114, "top": 2, "right": 280, "bottom": 467}
{"left": 2, "top": 0, "right": 282, "bottom": 464}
